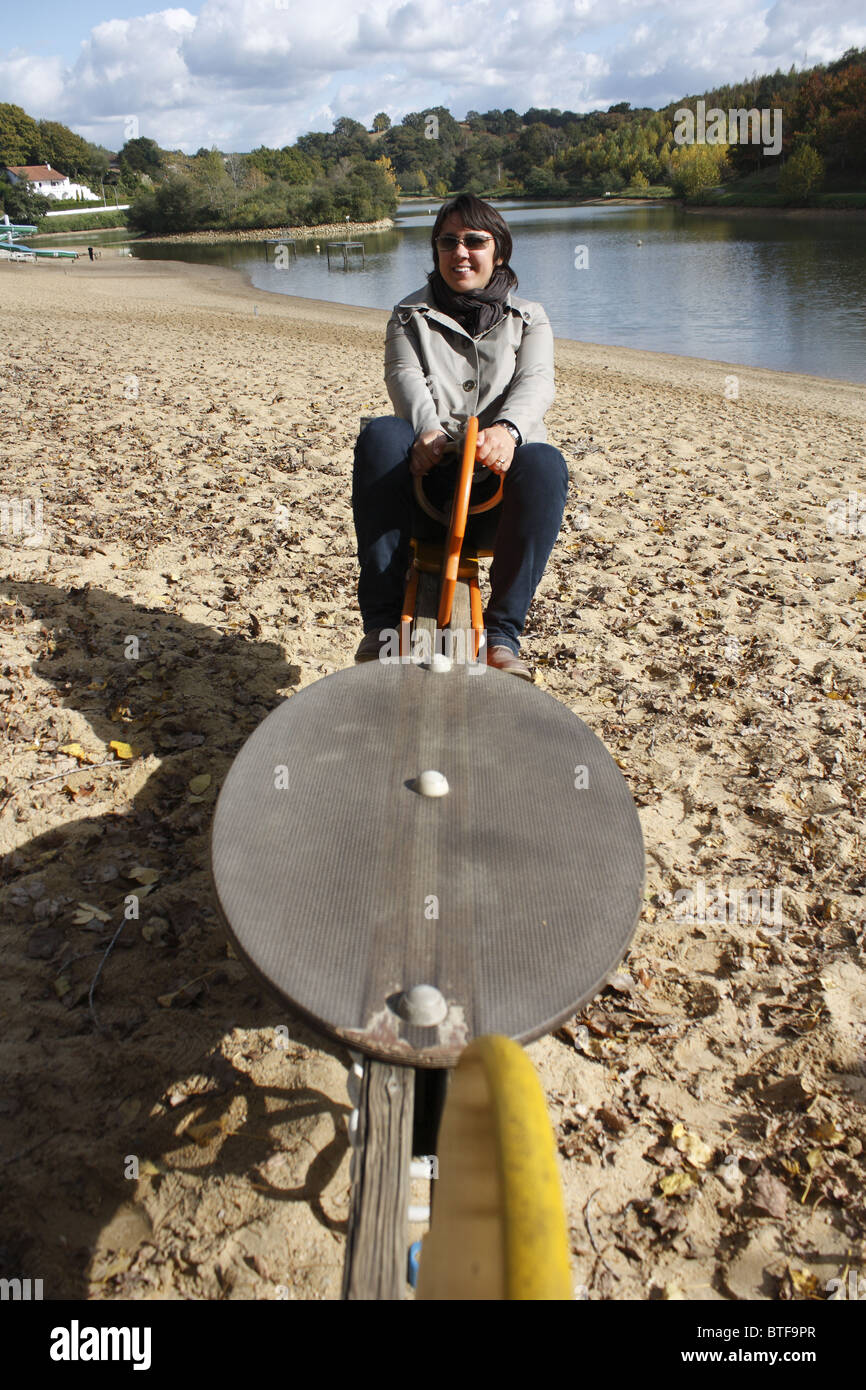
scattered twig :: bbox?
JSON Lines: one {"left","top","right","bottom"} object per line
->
{"left": 88, "top": 917, "right": 130, "bottom": 1033}
{"left": 0, "top": 1133, "right": 53, "bottom": 1169}
{"left": 584, "top": 1187, "right": 620, "bottom": 1282}
{"left": 32, "top": 756, "right": 125, "bottom": 787}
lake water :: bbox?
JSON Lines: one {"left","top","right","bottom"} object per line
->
{"left": 39, "top": 201, "right": 866, "bottom": 383}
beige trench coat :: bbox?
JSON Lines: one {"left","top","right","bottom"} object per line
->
{"left": 384, "top": 285, "right": 555, "bottom": 445}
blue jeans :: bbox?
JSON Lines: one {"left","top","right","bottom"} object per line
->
{"left": 352, "top": 417, "right": 568, "bottom": 654}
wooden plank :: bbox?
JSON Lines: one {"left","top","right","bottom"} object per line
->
{"left": 342, "top": 1060, "right": 414, "bottom": 1300}
{"left": 415, "top": 569, "right": 473, "bottom": 659}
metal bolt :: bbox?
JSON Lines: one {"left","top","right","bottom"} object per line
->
{"left": 399, "top": 984, "right": 447, "bottom": 1026}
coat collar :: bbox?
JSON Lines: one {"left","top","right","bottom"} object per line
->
{"left": 395, "top": 285, "right": 533, "bottom": 336}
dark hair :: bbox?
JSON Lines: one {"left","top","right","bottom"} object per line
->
{"left": 429, "top": 194, "right": 518, "bottom": 289}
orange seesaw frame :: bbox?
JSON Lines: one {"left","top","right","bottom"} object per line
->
{"left": 399, "top": 417, "right": 504, "bottom": 659}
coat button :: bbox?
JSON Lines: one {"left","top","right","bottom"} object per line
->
{"left": 463, "top": 379, "right": 476, "bottom": 391}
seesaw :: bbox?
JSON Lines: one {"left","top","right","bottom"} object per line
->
{"left": 210, "top": 418, "right": 645, "bottom": 1298}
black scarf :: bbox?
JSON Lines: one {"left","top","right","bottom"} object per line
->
{"left": 428, "top": 265, "right": 512, "bottom": 337}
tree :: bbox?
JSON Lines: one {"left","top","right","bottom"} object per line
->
{"left": 332, "top": 116, "right": 369, "bottom": 159}
{"left": 372, "top": 112, "right": 391, "bottom": 132}
{"left": 778, "top": 143, "right": 825, "bottom": 200}
{"left": 223, "top": 151, "right": 247, "bottom": 188}
{"left": 248, "top": 145, "right": 320, "bottom": 184}
{"left": 120, "top": 137, "right": 164, "bottom": 179}
{"left": 0, "top": 104, "right": 40, "bottom": 165}
{"left": 668, "top": 142, "right": 730, "bottom": 196}
{"left": 191, "top": 149, "right": 236, "bottom": 218}
{"left": 0, "top": 170, "right": 50, "bottom": 221}
{"left": 127, "top": 172, "right": 211, "bottom": 233}
{"left": 452, "top": 150, "right": 482, "bottom": 189}
{"left": 36, "top": 120, "right": 98, "bottom": 182}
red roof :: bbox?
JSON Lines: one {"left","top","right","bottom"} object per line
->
{"left": 7, "top": 164, "right": 67, "bottom": 182}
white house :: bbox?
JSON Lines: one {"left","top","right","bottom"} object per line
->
{"left": 5, "top": 164, "right": 100, "bottom": 201}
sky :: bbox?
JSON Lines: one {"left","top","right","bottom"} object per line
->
{"left": 2, "top": 0, "right": 865, "bottom": 154}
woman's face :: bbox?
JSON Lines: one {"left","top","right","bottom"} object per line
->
{"left": 435, "top": 212, "right": 502, "bottom": 293}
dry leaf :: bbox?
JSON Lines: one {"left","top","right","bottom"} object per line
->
{"left": 810, "top": 1120, "right": 844, "bottom": 1146}
{"left": 94, "top": 1253, "right": 134, "bottom": 1284}
{"left": 72, "top": 902, "right": 112, "bottom": 925}
{"left": 672, "top": 1123, "right": 713, "bottom": 1169}
{"left": 188, "top": 774, "right": 211, "bottom": 795}
{"left": 787, "top": 1266, "right": 820, "bottom": 1298}
{"left": 659, "top": 1171, "right": 695, "bottom": 1196}
{"left": 110, "top": 740, "right": 137, "bottom": 759}
{"left": 128, "top": 866, "right": 159, "bottom": 885}
{"left": 186, "top": 1119, "right": 225, "bottom": 1146}
{"left": 60, "top": 742, "right": 99, "bottom": 764}
{"left": 157, "top": 973, "right": 210, "bottom": 1009}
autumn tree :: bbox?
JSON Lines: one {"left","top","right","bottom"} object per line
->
{"left": 778, "top": 143, "right": 825, "bottom": 200}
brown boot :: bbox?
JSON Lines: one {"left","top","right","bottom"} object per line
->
{"left": 354, "top": 628, "right": 394, "bottom": 663}
{"left": 486, "top": 644, "right": 533, "bottom": 681}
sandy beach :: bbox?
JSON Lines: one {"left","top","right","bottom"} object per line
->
{"left": 1, "top": 254, "right": 865, "bottom": 1301}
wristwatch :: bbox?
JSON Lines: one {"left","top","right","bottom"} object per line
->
{"left": 494, "top": 419, "right": 522, "bottom": 447}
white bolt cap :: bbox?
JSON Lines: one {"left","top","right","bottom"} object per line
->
{"left": 416, "top": 769, "right": 449, "bottom": 797}
{"left": 399, "top": 984, "right": 448, "bottom": 1026}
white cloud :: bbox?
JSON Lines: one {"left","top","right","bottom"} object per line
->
{"left": 0, "top": 0, "right": 863, "bottom": 152}
{"left": 0, "top": 49, "right": 67, "bottom": 116}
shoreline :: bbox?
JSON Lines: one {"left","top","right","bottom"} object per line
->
{"left": 7, "top": 253, "right": 866, "bottom": 393}
{"left": 33, "top": 254, "right": 866, "bottom": 394}
{"left": 683, "top": 202, "right": 866, "bottom": 219}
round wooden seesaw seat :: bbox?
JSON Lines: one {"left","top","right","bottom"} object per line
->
{"left": 210, "top": 657, "right": 645, "bottom": 1067}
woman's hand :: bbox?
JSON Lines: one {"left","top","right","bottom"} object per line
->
{"left": 410, "top": 429, "right": 450, "bottom": 476}
{"left": 475, "top": 424, "right": 516, "bottom": 475}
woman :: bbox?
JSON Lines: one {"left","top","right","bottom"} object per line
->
{"left": 352, "top": 194, "right": 567, "bottom": 679}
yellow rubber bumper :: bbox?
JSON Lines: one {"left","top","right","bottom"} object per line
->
{"left": 417, "top": 1035, "right": 572, "bottom": 1300}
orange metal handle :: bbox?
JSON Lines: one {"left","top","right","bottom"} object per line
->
{"left": 414, "top": 468, "right": 503, "bottom": 525}
{"left": 438, "top": 416, "right": 478, "bottom": 630}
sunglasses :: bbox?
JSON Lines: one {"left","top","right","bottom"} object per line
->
{"left": 434, "top": 233, "right": 494, "bottom": 252}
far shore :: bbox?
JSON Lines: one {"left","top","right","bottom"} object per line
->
{"left": 683, "top": 202, "right": 866, "bottom": 218}
{"left": 29, "top": 193, "right": 866, "bottom": 243}
{"left": 31, "top": 217, "right": 395, "bottom": 243}
{"left": 139, "top": 217, "right": 395, "bottom": 245}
